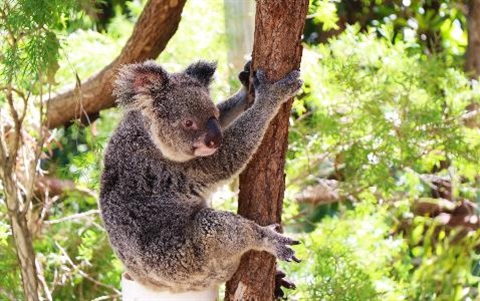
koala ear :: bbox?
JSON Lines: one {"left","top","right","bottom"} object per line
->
{"left": 113, "top": 60, "right": 169, "bottom": 107}
{"left": 185, "top": 61, "right": 217, "bottom": 86}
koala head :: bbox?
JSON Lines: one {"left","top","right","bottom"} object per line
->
{"left": 113, "top": 60, "right": 222, "bottom": 162}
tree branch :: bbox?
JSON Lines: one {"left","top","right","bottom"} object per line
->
{"left": 56, "top": 242, "right": 120, "bottom": 294}
{"left": 46, "top": 0, "right": 187, "bottom": 129}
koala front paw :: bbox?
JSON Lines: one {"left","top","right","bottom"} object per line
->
{"left": 238, "top": 60, "right": 251, "bottom": 88}
{"left": 274, "top": 70, "right": 303, "bottom": 99}
{"left": 263, "top": 224, "right": 301, "bottom": 263}
{"left": 253, "top": 69, "right": 303, "bottom": 105}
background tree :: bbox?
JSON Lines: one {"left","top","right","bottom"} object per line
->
{"left": 0, "top": 1, "right": 89, "bottom": 299}
{"left": 466, "top": 0, "right": 480, "bottom": 77}
{"left": 225, "top": 1, "right": 309, "bottom": 300}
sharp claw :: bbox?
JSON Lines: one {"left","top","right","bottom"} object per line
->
{"left": 292, "top": 256, "right": 302, "bottom": 263}
{"left": 290, "top": 240, "right": 301, "bottom": 245}
{"left": 275, "top": 287, "right": 285, "bottom": 299}
{"left": 275, "top": 270, "right": 297, "bottom": 299}
{"left": 280, "top": 279, "right": 296, "bottom": 290}
{"left": 285, "top": 258, "right": 291, "bottom": 262}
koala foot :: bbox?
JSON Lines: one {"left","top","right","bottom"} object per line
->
{"left": 264, "top": 223, "right": 301, "bottom": 263}
{"left": 275, "top": 269, "right": 296, "bottom": 300}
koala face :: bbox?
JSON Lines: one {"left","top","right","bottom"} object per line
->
{"left": 152, "top": 76, "right": 222, "bottom": 161}
{"left": 114, "top": 60, "right": 223, "bottom": 162}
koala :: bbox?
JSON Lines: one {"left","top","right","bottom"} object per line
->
{"left": 99, "top": 60, "right": 303, "bottom": 293}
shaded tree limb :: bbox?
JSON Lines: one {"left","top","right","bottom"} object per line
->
{"left": 295, "top": 179, "right": 341, "bottom": 205}
{"left": 225, "top": 1, "right": 309, "bottom": 300}
{"left": 46, "top": 0, "right": 187, "bottom": 129}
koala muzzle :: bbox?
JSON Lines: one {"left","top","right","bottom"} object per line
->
{"left": 205, "top": 117, "right": 222, "bottom": 149}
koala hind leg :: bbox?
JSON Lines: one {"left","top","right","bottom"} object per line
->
{"left": 192, "top": 208, "right": 300, "bottom": 277}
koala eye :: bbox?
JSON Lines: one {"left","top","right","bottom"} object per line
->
{"left": 184, "top": 120, "right": 194, "bottom": 128}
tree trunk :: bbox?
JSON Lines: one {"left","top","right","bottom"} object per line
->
{"left": 4, "top": 176, "right": 39, "bottom": 301}
{"left": 466, "top": 0, "right": 480, "bottom": 78}
{"left": 465, "top": 1, "right": 480, "bottom": 129}
{"left": 225, "top": 1, "right": 308, "bottom": 300}
{"left": 46, "top": 0, "right": 187, "bottom": 129}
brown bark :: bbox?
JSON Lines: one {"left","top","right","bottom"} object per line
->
{"left": 4, "top": 176, "right": 39, "bottom": 301}
{"left": 466, "top": 0, "right": 480, "bottom": 78}
{"left": 225, "top": 1, "right": 308, "bottom": 300}
{"left": 10, "top": 214, "right": 39, "bottom": 301}
{"left": 46, "top": 0, "right": 187, "bottom": 129}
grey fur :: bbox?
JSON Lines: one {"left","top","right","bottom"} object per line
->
{"left": 100, "top": 60, "right": 303, "bottom": 292}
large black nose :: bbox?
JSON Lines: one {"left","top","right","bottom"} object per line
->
{"left": 205, "top": 118, "right": 222, "bottom": 149}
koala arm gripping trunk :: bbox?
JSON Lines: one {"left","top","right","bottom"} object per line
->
{"left": 191, "top": 70, "right": 302, "bottom": 184}
{"left": 217, "top": 89, "right": 248, "bottom": 129}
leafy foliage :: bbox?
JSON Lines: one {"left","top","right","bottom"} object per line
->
{"left": 284, "top": 25, "right": 480, "bottom": 300}
{"left": 283, "top": 203, "right": 408, "bottom": 300}
{"left": 290, "top": 25, "right": 479, "bottom": 195}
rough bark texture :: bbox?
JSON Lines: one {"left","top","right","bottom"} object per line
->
{"left": 225, "top": 1, "right": 308, "bottom": 300}
{"left": 10, "top": 213, "right": 39, "bottom": 301}
{"left": 46, "top": 0, "right": 187, "bottom": 129}
{"left": 466, "top": 0, "right": 480, "bottom": 78}
{"left": 4, "top": 176, "right": 39, "bottom": 301}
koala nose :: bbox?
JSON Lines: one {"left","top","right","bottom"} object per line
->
{"left": 205, "top": 117, "right": 222, "bottom": 149}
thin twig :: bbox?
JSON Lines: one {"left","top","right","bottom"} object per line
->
{"left": 0, "top": 85, "right": 27, "bottom": 101}
{"left": 21, "top": 81, "right": 47, "bottom": 216}
{"left": 36, "top": 258, "right": 52, "bottom": 301}
{"left": 4, "top": 83, "right": 23, "bottom": 167}
{"left": 91, "top": 294, "right": 122, "bottom": 301}
{"left": 45, "top": 210, "right": 100, "bottom": 225}
{"left": 0, "top": 110, "right": 7, "bottom": 175}
{"left": 55, "top": 242, "right": 120, "bottom": 294}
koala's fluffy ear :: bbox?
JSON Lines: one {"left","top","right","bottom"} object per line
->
{"left": 114, "top": 60, "right": 169, "bottom": 107}
{"left": 185, "top": 61, "right": 217, "bottom": 86}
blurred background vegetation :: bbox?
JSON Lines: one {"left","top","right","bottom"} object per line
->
{"left": 1, "top": 0, "right": 480, "bottom": 300}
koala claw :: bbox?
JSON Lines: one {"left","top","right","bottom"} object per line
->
{"left": 276, "top": 244, "right": 300, "bottom": 263}
{"left": 275, "top": 269, "right": 296, "bottom": 299}
{"left": 291, "top": 240, "right": 301, "bottom": 246}
{"left": 292, "top": 255, "right": 302, "bottom": 263}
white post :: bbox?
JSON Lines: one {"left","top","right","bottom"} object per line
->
{"left": 121, "top": 274, "right": 219, "bottom": 301}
